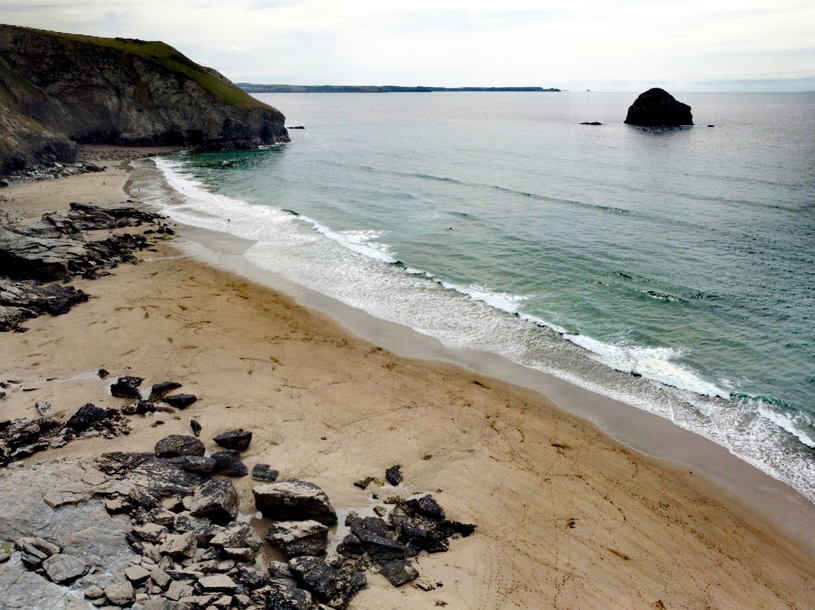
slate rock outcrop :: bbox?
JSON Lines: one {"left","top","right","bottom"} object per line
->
{"left": 624, "top": 88, "right": 693, "bottom": 126}
{"left": 0, "top": 24, "right": 289, "bottom": 176}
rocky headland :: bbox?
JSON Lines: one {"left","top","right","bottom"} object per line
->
{"left": 624, "top": 88, "right": 693, "bottom": 127}
{"left": 0, "top": 25, "right": 289, "bottom": 177}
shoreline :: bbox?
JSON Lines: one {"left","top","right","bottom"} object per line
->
{"left": 2, "top": 154, "right": 815, "bottom": 608}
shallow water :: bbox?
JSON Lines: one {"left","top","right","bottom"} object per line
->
{"left": 137, "top": 91, "right": 815, "bottom": 503}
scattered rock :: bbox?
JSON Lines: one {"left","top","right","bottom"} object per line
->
{"left": 211, "top": 450, "right": 248, "bottom": 477}
{"left": 297, "top": 557, "right": 367, "bottom": 609}
{"left": 190, "top": 420, "right": 202, "bottom": 437}
{"left": 154, "top": 435, "right": 205, "bottom": 458}
{"left": 149, "top": 381, "right": 182, "bottom": 401}
{"left": 385, "top": 465, "right": 403, "bottom": 486}
{"left": 98, "top": 369, "right": 110, "bottom": 379}
{"left": 162, "top": 394, "right": 197, "bottom": 409}
{"left": 124, "top": 564, "right": 151, "bottom": 584}
{"left": 253, "top": 480, "right": 338, "bottom": 525}
{"left": 212, "top": 429, "right": 252, "bottom": 451}
{"left": 84, "top": 585, "right": 105, "bottom": 599}
{"left": 266, "top": 521, "right": 329, "bottom": 557}
{"left": 252, "top": 463, "right": 279, "bottom": 483}
{"left": 65, "top": 403, "right": 108, "bottom": 432}
{"left": 624, "top": 88, "right": 693, "bottom": 126}
{"left": 35, "top": 401, "right": 53, "bottom": 417}
{"left": 111, "top": 377, "right": 143, "bottom": 399}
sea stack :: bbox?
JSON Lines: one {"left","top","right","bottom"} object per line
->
{"left": 624, "top": 88, "right": 693, "bottom": 126}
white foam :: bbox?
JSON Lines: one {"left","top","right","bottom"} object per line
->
{"left": 563, "top": 334, "right": 730, "bottom": 399}
{"left": 757, "top": 405, "right": 815, "bottom": 449}
{"left": 440, "top": 282, "right": 528, "bottom": 315}
{"left": 296, "top": 216, "right": 397, "bottom": 264}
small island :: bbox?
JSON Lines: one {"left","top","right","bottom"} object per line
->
{"left": 624, "top": 88, "right": 693, "bottom": 126}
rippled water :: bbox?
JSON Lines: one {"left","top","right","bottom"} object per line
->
{"left": 137, "top": 92, "right": 815, "bottom": 502}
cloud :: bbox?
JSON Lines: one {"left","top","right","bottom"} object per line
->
{"left": 0, "top": 0, "right": 813, "bottom": 90}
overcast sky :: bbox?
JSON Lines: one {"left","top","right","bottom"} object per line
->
{"left": 2, "top": 0, "right": 813, "bottom": 91}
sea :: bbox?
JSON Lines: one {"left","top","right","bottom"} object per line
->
{"left": 136, "top": 91, "right": 815, "bottom": 503}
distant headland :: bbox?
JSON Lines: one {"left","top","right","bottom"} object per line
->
{"left": 238, "top": 84, "right": 561, "bottom": 93}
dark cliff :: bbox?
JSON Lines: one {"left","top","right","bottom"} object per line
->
{"left": 0, "top": 25, "right": 289, "bottom": 175}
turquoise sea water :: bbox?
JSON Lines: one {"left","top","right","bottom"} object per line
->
{"left": 141, "top": 92, "right": 815, "bottom": 501}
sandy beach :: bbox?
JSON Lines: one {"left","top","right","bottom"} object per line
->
{"left": 2, "top": 158, "right": 815, "bottom": 609}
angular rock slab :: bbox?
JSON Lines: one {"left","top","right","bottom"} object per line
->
{"left": 189, "top": 478, "right": 239, "bottom": 523}
{"left": 251, "top": 463, "right": 279, "bottom": 483}
{"left": 212, "top": 429, "right": 252, "bottom": 451}
{"left": 162, "top": 394, "right": 197, "bottom": 409}
{"left": 211, "top": 450, "right": 248, "bottom": 477}
{"left": 42, "top": 553, "right": 90, "bottom": 584}
{"left": 253, "top": 479, "right": 337, "bottom": 525}
{"left": 265, "top": 520, "right": 329, "bottom": 558}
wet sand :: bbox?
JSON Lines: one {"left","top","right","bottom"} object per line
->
{"left": 1, "top": 160, "right": 814, "bottom": 609}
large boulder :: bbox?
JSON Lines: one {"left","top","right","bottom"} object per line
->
{"left": 624, "top": 88, "right": 693, "bottom": 126}
{"left": 253, "top": 480, "right": 338, "bottom": 525}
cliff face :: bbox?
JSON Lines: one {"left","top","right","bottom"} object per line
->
{"left": 0, "top": 25, "right": 289, "bottom": 174}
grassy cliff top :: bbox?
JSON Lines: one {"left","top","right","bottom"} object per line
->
{"left": 16, "top": 26, "right": 274, "bottom": 112}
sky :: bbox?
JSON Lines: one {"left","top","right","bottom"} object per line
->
{"left": 1, "top": 0, "right": 814, "bottom": 91}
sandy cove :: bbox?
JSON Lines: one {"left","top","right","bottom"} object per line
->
{"left": 1, "top": 160, "right": 814, "bottom": 610}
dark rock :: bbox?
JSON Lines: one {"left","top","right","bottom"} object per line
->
{"left": 189, "top": 478, "right": 239, "bottom": 523}
{"left": 155, "top": 435, "right": 206, "bottom": 458}
{"left": 212, "top": 450, "right": 248, "bottom": 477}
{"left": 253, "top": 480, "right": 338, "bottom": 525}
{"left": 287, "top": 556, "right": 322, "bottom": 580}
{"left": 136, "top": 399, "right": 155, "bottom": 415}
{"left": 385, "top": 465, "right": 403, "bottom": 486}
{"left": 580, "top": 121, "right": 603, "bottom": 126}
{"left": 624, "top": 88, "right": 693, "bottom": 126}
{"left": 97, "top": 368, "right": 109, "bottom": 378}
{"left": 150, "top": 381, "right": 182, "bottom": 401}
{"left": 213, "top": 429, "right": 252, "bottom": 451}
{"left": 180, "top": 455, "right": 217, "bottom": 474}
{"left": 0, "top": 277, "right": 89, "bottom": 331}
{"left": 163, "top": 394, "right": 198, "bottom": 409}
{"left": 263, "top": 583, "right": 312, "bottom": 610}
{"left": 111, "top": 377, "right": 143, "bottom": 399}
{"left": 407, "top": 495, "right": 445, "bottom": 520}
{"left": 353, "top": 477, "right": 375, "bottom": 490}
{"left": 378, "top": 559, "right": 419, "bottom": 587}
{"left": 297, "top": 558, "right": 366, "bottom": 609}
{"left": 252, "top": 463, "right": 279, "bottom": 482}
{"left": 65, "top": 403, "right": 108, "bottom": 432}
{"left": 190, "top": 419, "right": 202, "bottom": 437}
{"left": 336, "top": 534, "right": 363, "bottom": 559}
{"left": 265, "top": 521, "right": 329, "bottom": 558}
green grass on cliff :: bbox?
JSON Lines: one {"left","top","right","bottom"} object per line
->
{"left": 30, "top": 28, "right": 276, "bottom": 113}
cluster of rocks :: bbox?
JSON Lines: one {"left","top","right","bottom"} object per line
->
{"left": 12, "top": 425, "right": 473, "bottom": 610}
{"left": 0, "top": 403, "right": 131, "bottom": 467}
{"left": 0, "top": 161, "right": 109, "bottom": 185}
{"left": 78, "top": 148, "right": 168, "bottom": 163}
{"left": 0, "top": 374, "right": 195, "bottom": 467}
{"left": 0, "top": 202, "right": 169, "bottom": 331}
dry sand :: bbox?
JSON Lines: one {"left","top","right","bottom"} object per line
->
{"left": 1, "top": 161, "right": 814, "bottom": 609}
